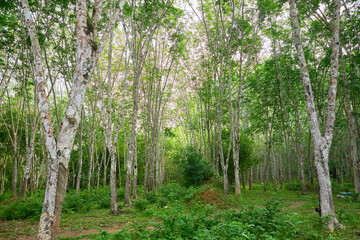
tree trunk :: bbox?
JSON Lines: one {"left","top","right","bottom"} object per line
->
{"left": 314, "top": 144, "right": 341, "bottom": 229}
{"left": 249, "top": 166, "right": 253, "bottom": 190}
{"left": 294, "top": 105, "right": 307, "bottom": 195}
{"left": 21, "top": 0, "right": 127, "bottom": 237}
{"left": 289, "top": 0, "right": 342, "bottom": 230}
{"left": 272, "top": 148, "right": 278, "bottom": 192}
{"left": 76, "top": 112, "right": 83, "bottom": 193}
{"left": 234, "top": 159, "right": 241, "bottom": 195}
{"left": 19, "top": 87, "right": 38, "bottom": 198}
{"left": 1, "top": 155, "right": 7, "bottom": 194}
{"left": 133, "top": 141, "right": 138, "bottom": 200}
{"left": 103, "top": 146, "right": 108, "bottom": 187}
{"left": 11, "top": 147, "right": 18, "bottom": 196}
{"left": 87, "top": 125, "right": 96, "bottom": 190}
{"left": 109, "top": 148, "right": 118, "bottom": 213}
{"left": 125, "top": 68, "right": 140, "bottom": 205}
{"left": 340, "top": 48, "right": 360, "bottom": 193}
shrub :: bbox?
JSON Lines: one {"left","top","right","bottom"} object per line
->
{"left": 96, "top": 197, "right": 321, "bottom": 240}
{"left": 0, "top": 187, "right": 114, "bottom": 220}
{"left": 160, "top": 183, "right": 187, "bottom": 201}
{"left": 174, "top": 146, "right": 213, "bottom": 187}
{"left": 63, "top": 191, "right": 91, "bottom": 213}
{"left": 0, "top": 195, "right": 42, "bottom": 220}
{"left": 285, "top": 182, "right": 302, "bottom": 191}
{"left": 117, "top": 188, "right": 125, "bottom": 200}
{"left": 157, "top": 197, "right": 168, "bottom": 208}
{"left": 0, "top": 192, "right": 12, "bottom": 202}
{"left": 144, "top": 191, "right": 159, "bottom": 204}
{"left": 134, "top": 198, "right": 150, "bottom": 211}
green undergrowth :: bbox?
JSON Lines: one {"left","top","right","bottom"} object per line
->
{"left": 0, "top": 187, "right": 126, "bottom": 220}
{"left": 94, "top": 184, "right": 359, "bottom": 240}
{"left": 92, "top": 199, "right": 326, "bottom": 240}
{"left": 1, "top": 183, "right": 360, "bottom": 239}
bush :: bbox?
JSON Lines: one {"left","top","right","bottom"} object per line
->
{"left": 225, "top": 200, "right": 302, "bottom": 239}
{"left": 285, "top": 182, "right": 302, "bottom": 191}
{"left": 62, "top": 192, "right": 92, "bottom": 213}
{"left": 160, "top": 183, "right": 187, "bottom": 201}
{"left": 0, "top": 195, "right": 43, "bottom": 220}
{"left": 63, "top": 187, "right": 112, "bottom": 213}
{"left": 0, "top": 187, "right": 114, "bottom": 220}
{"left": 117, "top": 188, "right": 125, "bottom": 200}
{"left": 144, "top": 191, "right": 159, "bottom": 204}
{"left": 94, "top": 197, "right": 324, "bottom": 240}
{"left": 149, "top": 200, "right": 296, "bottom": 239}
{"left": 157, "top": 197, "right": 168, "bottom": 208}
{"left": 133, "top": 198, "right": 150, "bottom": 211}
{"left": 0, "top": 192, "right": 12, "bottom": 202}
{"left": 174, "top": 146, "right": 213, "bottom": 187}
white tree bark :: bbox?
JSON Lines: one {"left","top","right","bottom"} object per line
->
{"left": 339, "top": 48, "right": 360, "bottom": 193}
{"left": 124, "top": 72, "right": 140, "bottom": 205}
{"left": 22, "top": 0, "right": 126, "bottom": 238}
{"left": 19, "top": 85, "right": 39, "bottom": 198}
{"left": 289, "top": 0, "right": 343, "bottom": 230}
{"left": 75, "top": 110, "right": 83, "bottom": 193}
{"left": 132, "top": 141, "right": 138, "bottom": 199}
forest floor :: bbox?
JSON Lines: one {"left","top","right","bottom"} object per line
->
{"left": 0, "top": 183, "right": 359, "bottom": 239}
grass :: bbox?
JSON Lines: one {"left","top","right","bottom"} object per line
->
{"left": 0, "top": 183, "right": 359, "bottom": 239}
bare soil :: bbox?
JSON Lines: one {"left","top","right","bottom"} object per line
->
{"left": 0, "top": 223, "right": 128, "bottom": 240}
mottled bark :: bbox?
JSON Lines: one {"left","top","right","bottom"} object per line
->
{"left": 22, "top": 0, "right": 126, "bottom": 238}
{"left": 143, "top": 121, "right": 150, "bottom": 192}
{"left": 293, "top": 103, "right": 307, "bottom": 194}
{"left": 19, "top": 86, "right": 39, "bottom": 198}
{"left": 272, "top": 148, "right": 278, "bottom": 191}
{"left": 132, "top": 141, "right": 138, "bottom": 200}
{"left": 289, "top": 0, "right": 342, "bottom": 230}
{"left": 109, "top": 148, "right": 118, "bottom": 213}
{"left": 75, "top": 111, "right": 83, "bottom": 193}
{"left": 249, "top": 166, "right": 253, "bottom": 190}
{"left": 103, "top": 144, "right": 108, "bottom": 187}
{"left": 0, "top": 155, "right": 7, "bottom": 194}
{"left": 340, "top": 48, "right": 360, "bottom": 193}
{"left": 22, "top": 0, "right": 58, "bottom": 238}
{"left": 11, "top": 151, "right": 18, "bottom": 196}
{"left": 124, "top": 70, "right": 140, "bottom": 205}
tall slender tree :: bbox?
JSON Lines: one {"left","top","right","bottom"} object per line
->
{"left": 289, "top": 0, "right": 343, "bottom": 230}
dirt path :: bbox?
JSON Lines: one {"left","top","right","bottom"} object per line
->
{"left": 283, "top": 201, "right": 305, "bottom": 211}
{"left": 1, "top": 219, "right": 164, "bottom": 240}
{"left": 1, "top": 224, "right": 128, "bottom": 240}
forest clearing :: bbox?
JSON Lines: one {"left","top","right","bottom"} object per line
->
{"left": 1, "top": 0, "right": 360, "bottom": 239}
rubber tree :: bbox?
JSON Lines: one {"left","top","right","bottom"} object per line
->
{"left": 21, "top": 0, "right": 126, "bottom": 238}
{"left": 289, "top": 0, "right": 343, "bottom": 230}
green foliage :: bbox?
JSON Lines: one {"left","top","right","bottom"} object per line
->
{"left": 223, "top": 200, "right": 301, "bottom": 239}
{"left": 117, "top": 188, "right": 125, "bottom": 200}
{"left": 331, "top": 181, "right": 356, "bottom": 194}
{"left": 0, "top": 187, "right": 113, "bottom": 220}
{"left": 174, "top": 146, "right": 213, "bottom": 187}
{"left": 62, "top": 192, "right": 92, "bottom": 213}
{"left": 0, "top": 192, "right": 12, "bottom": 202}
{"left": 96, "top": 198, "right": 307, "bottom": 240}
{"left": 143, "top": 183, "right": 197, "bottom": 210}
{"left": 285, "top": 182, "right": 302, "bottom": 191}
{"left": 144, "top": 191, "right": 159, "bottom": 204}
{"left": 0, "top": 192, "right": 43, "bottom": 220}
{"left": 63, "top": 187, "right": 115, "bottom": 213}
{"left": 160, "top": 183, "right": 188, "bottom": 201}
{"left": 133, "top": 198, "right": 150, "bottom": 212}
